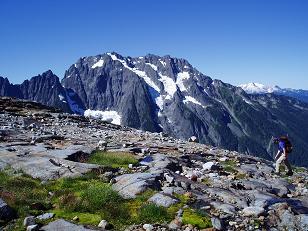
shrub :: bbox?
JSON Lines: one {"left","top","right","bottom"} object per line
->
{"left": 137, "top": 203, "right": 169, "bottom": 223}
{"left": 81, "top": 184, "right": 122, "bottom": 212}
{"left": 58, "top": 192, "right": 81, "bottom": 211}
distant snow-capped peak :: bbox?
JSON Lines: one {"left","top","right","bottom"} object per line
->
{"left": 239, "top": 83, "right": 281, "bottom": 94}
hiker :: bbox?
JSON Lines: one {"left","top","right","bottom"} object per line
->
{"left": 273, "top": 136, "right": 293, "bottom": 176}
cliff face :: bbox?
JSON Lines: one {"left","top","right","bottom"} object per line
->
{"left": 0, "top": 70, "right": 85, "bottom": 114}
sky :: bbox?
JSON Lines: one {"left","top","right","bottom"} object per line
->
{"left": 0, "top": 0, "right": 308, "bottom": 89}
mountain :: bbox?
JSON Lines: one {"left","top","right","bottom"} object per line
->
{"left": 240, "top": 82, "right": 308, "bottom": 103}
{"left": 0, "top": 70, "right": 85, "bottom": 114}
{"left": 1, "top": 52, "right": 308, "bottom": 167}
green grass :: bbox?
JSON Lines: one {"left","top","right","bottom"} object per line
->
{"left": 137, "top": 203, "right": 170, "bottom": 224}
{"left": 80, "top": 183, "right": 123, "bottom": 212}
{"left": 0, "top": 169, "right": 174, "bottom": 230}
{"left": 294, "top": 167, "right": 307, "bottom": 173}
{"left": 182, "top": 208, "right": 212, "bottom": 229}
{"left": 221, "top": 159, "right": 238, "bottom": 173}
{"left": 88, "top": 151, "right": 139, "bottom": 169}
{"left": 235, "top": 172, "right": 247, "bottom": 180}
{"left": 0, "top": 166, "right": 212, "bottom": 230}
{"left": 50, "top": 209, "right": 102, "bottom": 226}
{"left": 201, "top": 177, "right": 212, "bottom": 186}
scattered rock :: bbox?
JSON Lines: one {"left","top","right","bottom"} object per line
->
{"left": 36, "top": 212, "right": 54, "bottom": 220}
{"left": 0, "top": 198, "right": 16, "bottom": 221}
{"left": 168, "top": 218, "right": 182, "bottom": 230}
{"left": 242, "top": 206, "right": 265, "bottom": 217}
{"left": 148, "top": 192, "right": 179, "bottom": 208}
{"left": 98, "top": 219, "right": 110, "bottom": 229}
{"left": 26, "top": 224, "right": 39, "bottom": 231}
{"left": 24, "top": 216, "right": 36, "bottom": 227}
{"left": 188, "top": 136, "right": 198, "bottom": 143}
{"left": 143, "top": 223, "right": 154, "bottom": 231}
{"left": 211, "top": 217, "right": 223, "bottom": 230}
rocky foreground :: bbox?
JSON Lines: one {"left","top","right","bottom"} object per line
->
{"left": 0, "top": 97, "right": 308, "bottom": 231}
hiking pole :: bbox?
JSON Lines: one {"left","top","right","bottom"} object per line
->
{"left": 267, "top": 136, "right": 275, "bottom": 161}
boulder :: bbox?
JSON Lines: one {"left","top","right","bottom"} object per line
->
{"left": 112, "top": 172, "right": 161, "bottom": 199}
{"left": 211, "top": 217, "right": 223, "bottom": 230}
{"left": 242, "top": 206, "right": 265, "bottom": 217}
{"left": 148, "top": 193, "right": 179, "bottom": 208}
{"left": 40, "top": 219, "right": 95, "bottom": 231}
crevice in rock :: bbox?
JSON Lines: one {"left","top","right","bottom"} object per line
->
{"left": 65, "top": 151, "right": 90, "bottom": 163}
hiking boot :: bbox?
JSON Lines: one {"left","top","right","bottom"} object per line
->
{"left": 274, "top": 172, "right": 281, "bottom": 177}
{"left": 286, "top": 171, "right": 293, "bottom": 176}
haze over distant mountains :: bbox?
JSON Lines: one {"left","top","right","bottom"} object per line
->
{"left": 1, "top": 52, "right": 308, "bottom": 167}
{"left": 239, "top": 82, "right": 308, "bottom": 103}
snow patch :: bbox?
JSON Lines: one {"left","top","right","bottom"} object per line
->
{"left": 158, "top": 73, "right": 177, "bottom": 97}
{"left": 155, "top": 95, "right": 164, "bottom": 110}
{"left": 159, "top": 60, "right": 167, "bottom": 67}
{"left": 243, "top": 98, "right": 253, "bottom": 105}
{"left": 183, "top": 96, "right": 206, "bottom": 108}
{"left": 84, "top": 109, "right": 121, "bottom": 125}
{"left": 58, "top": 94, "right": 65, "bottom": 102}
{"left": 176, "top": 71, "right": 190, "bottom": 92}
{"left": 91, "top": 59, "right": 105, "bottom": 68}
{"left": 146, "top": 63, "right": 158, "bottom": 71}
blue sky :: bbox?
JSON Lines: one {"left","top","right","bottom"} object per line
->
{"left": 1, "top": 0, "right": 307, "bottom": 89}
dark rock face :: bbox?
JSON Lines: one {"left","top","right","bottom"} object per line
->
{"left": 0, "top": 77, "right": 22, "bottom": 98}
{"left": 19, "top": 70, "right": 71, "bottom": 112}
{"left": 0, "top": 71, "right": 85, "bottom": 114}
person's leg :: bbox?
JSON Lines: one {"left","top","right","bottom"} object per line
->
{"left": 284, "top": 158, "right": 293, "bottom": 175}
{"left": 276, "top": 153, "right": 285, "bottom": 173}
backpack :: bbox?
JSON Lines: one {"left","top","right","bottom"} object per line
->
{"left": 280, "top": 136, "right": 293, "bottom": 153}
